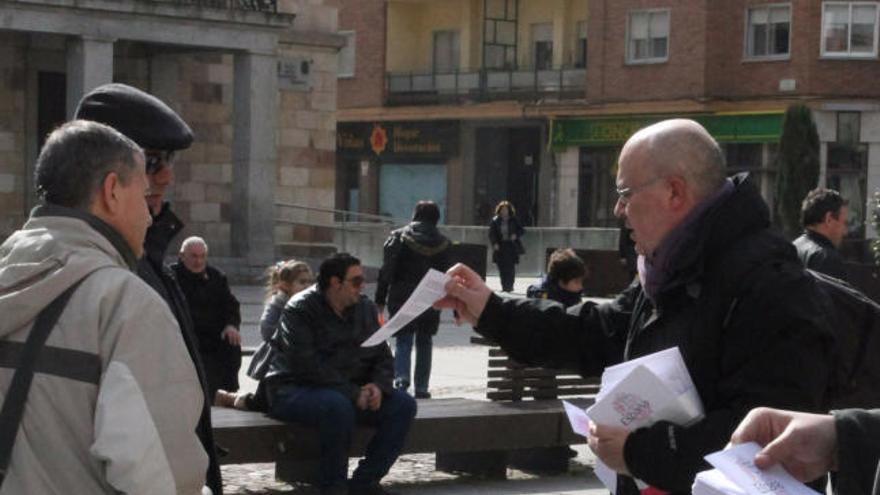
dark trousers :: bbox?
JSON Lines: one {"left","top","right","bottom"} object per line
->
{"left": 394, "top": 328, "right": 433, "bottom": 394}
{"left": 270, "top": 387, "right": 417, "bottom": 491}
{"left": 496, "top": 242, "right": 518, "bottom": 292}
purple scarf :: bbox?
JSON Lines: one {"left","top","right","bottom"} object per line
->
{"left": 638, "top": 179, "right": 735, "bottom": 300}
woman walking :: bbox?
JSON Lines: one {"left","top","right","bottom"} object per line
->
{"left": 488, "top": 200, "right": 525, "bottom": 292}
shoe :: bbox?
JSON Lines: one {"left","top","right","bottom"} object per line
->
{"left": 414, "top": 391, "right": 431, "bottom": 399}
{"left": 349, "top": 483, "right": 397, "bottom": 495}
{"left": 214, "top": 390, "right": 236, "bottom": 408}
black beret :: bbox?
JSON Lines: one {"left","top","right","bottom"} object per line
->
{"left": 74, "top": 83, "right": 193, "bottom": 151}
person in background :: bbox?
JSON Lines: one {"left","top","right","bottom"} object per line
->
{"left": 0, "top": 120, "right": 206, "bottom": 494}
{"left": 216, "top": 259, "right": 313, "bottom": 411}
{"left": 793, "top": 188, "right": 849, "bottom": 280}
{"left": 488, "top": 200, "right": 525, "bottom": 293}
{"left": 376, "top": 201, "right": 452, "bottom": 399}
{"left": 75, "top": 82, "right": 222, "bottom": 494}
{"left": 527, "top": 248, "right": 587, "bottom": 308}
{"left": 172, "top": 236, "right": 242, "bottom": 403}
{"left": 265, "top": 253, "right": 417, "bottom": 495}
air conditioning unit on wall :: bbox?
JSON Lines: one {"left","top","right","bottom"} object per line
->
{"left": 778, "top": 79, "right": 796, "bottom": 92}
{"left": 278, "top": 57, "right": 312, "bottom": 90}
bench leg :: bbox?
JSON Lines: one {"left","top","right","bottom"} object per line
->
{"left": 435, "top": 451, "right": 508, "bottom": 479}
{"left": 276, "top": 458, "right": 319, "bottom": 484}
{"left": 508, "top": 446, "right": 572, "bottom": 474}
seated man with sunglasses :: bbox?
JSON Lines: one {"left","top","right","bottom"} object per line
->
{"left": 265, "top": 253, "right": 417, "bottom": 495}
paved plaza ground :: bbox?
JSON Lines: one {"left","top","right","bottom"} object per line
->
{"left": 224, "top": 275, "right": 608, "bottom": 495}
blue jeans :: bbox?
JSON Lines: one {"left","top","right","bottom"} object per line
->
{"left": 394, "top": 329, "right": 433, "bottom": 394}
{"left": 269, "top": 386, "right": 417, "bottom": 491}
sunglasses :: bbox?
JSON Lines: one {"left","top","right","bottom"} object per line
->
{"left": 344, "top": 276, "right": 365, "bottom": 288}
{"left": 145, "top": 150, "right": 176, "bottom": 175}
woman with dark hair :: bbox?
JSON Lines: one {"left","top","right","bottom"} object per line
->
{"left": 375, "top": 201, "right": 452, "bottom": 398}
{"left": 488, "top": 200, "right": 525, "bottom": 292}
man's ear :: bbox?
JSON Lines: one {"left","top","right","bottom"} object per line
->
{"left": 823, "top": 211, "right": 836, "bottom": 225}
{"left": 97, "top": 172, "right": 121, "bottom": 214}
{"left": 666, "top": 175, "right": 689, "bottom": 209}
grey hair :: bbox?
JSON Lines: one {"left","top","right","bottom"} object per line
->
{"left": 180, "top": 236, "right": 208, "bottom": 253}
{"left": 632, "top": 119, "right": 727, "bottom": 200}
{"left": 34, "top": 120, "right": 143, "bottom": 209}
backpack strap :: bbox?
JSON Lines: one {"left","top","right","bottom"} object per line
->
{"left": 0, "top": 277, "right": 90, "bottom": 486}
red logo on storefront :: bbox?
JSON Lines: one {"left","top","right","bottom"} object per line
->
{"left": 370, "top": 124, "right": 388, "bottom": 155}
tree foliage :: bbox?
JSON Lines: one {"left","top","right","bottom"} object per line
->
{"left": 775, "top": 104, "right": 820, "bottom": 238}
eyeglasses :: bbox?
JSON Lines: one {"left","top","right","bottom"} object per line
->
{"left": 344, "top": 275, "right": 365, "bottom": 288}
{"left": 615, "top": 176, "right": 665, "bottom": 206}
{"left": 145, "top": 150, "right": 176, "bottom": 175}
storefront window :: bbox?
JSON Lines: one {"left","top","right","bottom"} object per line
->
{"left": 723, "top": 142, "right": 777, "bottom": 211}
{"left": 827, "top": 112, "right": 867, "bottom": 237}
{"left": 577, "top": 147, "right": 619, "bottom": 227}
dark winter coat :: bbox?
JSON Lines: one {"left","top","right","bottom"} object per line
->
{"left": 793, "top": 229, "right": 847, "bottom": 280}
{"left": 171, "top": 263, "right": 242, "bottom": 354}
{"left": 266, "top": 286, "right": 394, "bottom": 404}
{"left": 136, "top": 202, "right": 223, "bottom": 495}
{"left": 474, "top": 174, "right": 835, "bottom": 495}
{"left": 488, "top": 215, "right": 525, "bottom": 264}
{"left": 172, "top": 261, "right": 243, "bottom": 394}
{"left": 834, "top": 408, "right": 880, "bottom": 495}
{"left": 526, "top": 276, "right": 583, "bottom": 308}
{"left": 375, "top": 221, "right": 452, "bottom": 335}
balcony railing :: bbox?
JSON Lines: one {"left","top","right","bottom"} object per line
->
{"left": 386, "top": 66, "right": 586, "bottom": 105}
{"left": 147, "top": 0, "right": 278, "bottom": 13}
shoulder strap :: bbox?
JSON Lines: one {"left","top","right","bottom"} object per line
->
{"left": 0, "top": 277, "right": 88, "bottom": 486}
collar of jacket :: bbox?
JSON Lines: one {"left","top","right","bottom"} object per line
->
{"left": 400, "top": 222, "right": 450, "bottom": 256}
{"left": 30, "top": 202, "right": 139, "bottom": 270}
{"left": 804, "top": 229, "right": 837, "bottom": 250}
{"left": 143, "top": 201, "right": 184, "bottom": 267}
{"left": 648, "top": 173, "right": 771, "bottom": 298}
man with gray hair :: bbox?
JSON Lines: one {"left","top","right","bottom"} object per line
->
{"left": 0, "top": 120, "right": 207, "bottom": 493}
{"left": 172, "top": 236, "right": 242, "bottom": 401}
{"left": 436, "top": 119, "right": 834, "bottom": 494}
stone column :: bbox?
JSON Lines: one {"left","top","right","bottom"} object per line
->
{"left": 232, "top": 51, "right": 278, "bottom": 265}
{"left": 66, "top": 37, "right": 114, "bottom": 118}
{"left": 556, "top": 147, "right": 579, "bottom": 226}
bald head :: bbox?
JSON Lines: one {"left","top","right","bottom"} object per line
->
{"left": 622, "top": 119, "right": 726, "bottom": 201}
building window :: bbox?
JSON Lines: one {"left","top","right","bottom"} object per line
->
{"left": 433, "top": 30, "right": 460, "bottom": 74}
{"left": 746, "top": 4, "right": 791, "bottom": 58}
{"left": 827, "top": 112, "right": 868, "bottom": 237}
{"left": 575, "top": 21, "right": 588, "bottom": 68}
{"left": 723, "top": 143, "right": 778, "bottom": 208}
{"left": 531, "top": 23, "right": 554, "bottom": 70}
{"left": 821, "top": 2, "right": 879, "bottom": 57}
{"left": 627, "top": 9, "right": 670, "bottom": 63}
{"left": 338, "top": 31, "right": 355, "bottom": 78}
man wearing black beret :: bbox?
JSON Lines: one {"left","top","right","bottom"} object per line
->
{"left": 75, "top": 83, "right": 224, "bottom": 495}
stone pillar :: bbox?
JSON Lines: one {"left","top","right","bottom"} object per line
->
{"left": 232, "top": 51, "right": 277, "bottom": 265}
{"left": 556, "top": 147, "right": 579, "bottom": 226}
{"left": 66, "top": 37, "right": 114, "bottom": 118}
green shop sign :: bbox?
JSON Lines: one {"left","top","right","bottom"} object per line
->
{"left": 550, "top": 113, "right": 784, "bottom": 149}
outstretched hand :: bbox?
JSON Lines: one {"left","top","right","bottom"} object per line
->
{"left": 730, "top": 407, "right": 838, "bottom": 482}
{"left": 433, "top": 263, "right": 492, "bottom": 326}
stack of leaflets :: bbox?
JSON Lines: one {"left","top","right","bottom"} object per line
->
{"left": 563, "top": 347, "right": 705, "bottom": 493}
{"left": 693, "top": 442, "right": 821, "bottom": 495}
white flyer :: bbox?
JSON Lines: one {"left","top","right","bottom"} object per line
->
{"left": 361, "top": 269, "right": 450, "bottom": 347}
{"left": 703, "top": 442, "right": 821, "bottom": 495}
{"left": 562, "top": 400, "right": 590, "bottom": 437}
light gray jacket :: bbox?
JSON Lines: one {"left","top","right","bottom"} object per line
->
{"left": 0, "top": 206, "right": 207, "bottom": 494}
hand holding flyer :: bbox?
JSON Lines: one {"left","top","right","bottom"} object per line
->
{"left": 694, "top": 443, "right": 821, "bottom": 495}
{"left": 361, "top": 269, "right": 450, "bottom": 347}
